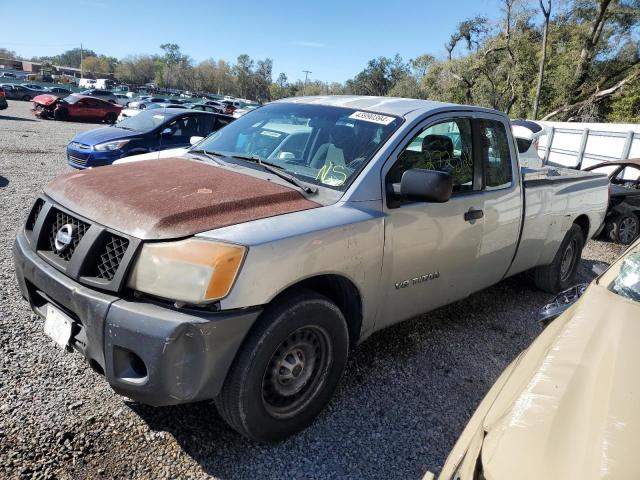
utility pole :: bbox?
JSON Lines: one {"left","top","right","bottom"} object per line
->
{"left": 80, "top": 43, "right": 83, "bottom": 79}
{"left": 302, "top": 70, "right": 311, "bottom": 96}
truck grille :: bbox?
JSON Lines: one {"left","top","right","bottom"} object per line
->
{"left": 96, "top": 235, "right": 129, "bottom": 280}
{"left": 26, "top": 198, "right": 45, "bottom": 232}
{"left": 25, "top": 197, "right": 140, "bottom": 292}
{"left": 48, "top": 210, "right": 90, "bottom": 261}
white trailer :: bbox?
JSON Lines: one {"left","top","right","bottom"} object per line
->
{"left": 537, "top": 121, "right": 640, "bottom": 170}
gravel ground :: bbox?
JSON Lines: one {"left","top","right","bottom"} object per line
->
{"left": 0, "top": 100, "right": 627, "bottom": 480}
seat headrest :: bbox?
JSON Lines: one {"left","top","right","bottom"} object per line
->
{"left": 332, "top": 125, "right": 355, "bottom": 149}
{"left": 422, "top": 134, "right": 454, "bottom": 156}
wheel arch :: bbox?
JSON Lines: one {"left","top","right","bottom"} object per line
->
{"left": 269, "top": 274, "right": 363, "bottom": 348}
{"left": 573, "top": 214, "right": 590, "bottom": 241}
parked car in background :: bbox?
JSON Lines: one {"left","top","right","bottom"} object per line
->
{"left": 232, "top": 104, "right": 259, "bottom": 118}
{"left": 438, "top": 238, "right": 640, "bottom": 480}
{"left": 32, "top": 94, "right": 122, "bottom": 124}
{"left": 0, "top": 86, "right": 8, "bottom": 110}
{"left": 221, "top": 100, "right": 237, "bottom": 114}
{"left": 584, "top": 159, "right": 640, "bottom": 244}
{"left": 1, "top": 84, "right": 47, "bottom": 101}
{"left": 511, "top": 119, "right": 545, "bottom": 168}
{"left": 114, "top": 94, "right": 130, "bottom": 106}
{"left": 200, "top": 100, "right": 224, "bottom": 112}
{"left": 66, "top": 109, "right": 229, "bottom": 168}
{"left": 191, "top": 103, "right": 223, "bottom": 113}
{"left": 125, "top": 97, "right": 167, "bottom": 109}
{"left": 113, "top": 116, "right": 234, "bottom": 165}
{"left": 0, "top": 72, "right": 17, "bottom": 78}
{"left": 22, "top": 84, "right": 49, "bottom": 91}
{"left": 117, "top": 102, "right": 188, "bottom": 121}
{"left": 80, "top": 89, "right": 118, "bottom": 103}
{"left": 47, "top": 87, "right": 73, "bottom": 98}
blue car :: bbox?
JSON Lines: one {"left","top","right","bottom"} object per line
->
{"left": 66, "top": 108, "right": 234, "bottom": 169}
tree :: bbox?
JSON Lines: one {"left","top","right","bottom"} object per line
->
{"left": 0, "top": 48, "right": 18, "bottom": 60}
{"left": 532, "top": 0, "right": 552, "bottom": 119}
{"left": 254, "top": 58, "right": 273, "bottom": 102}
{"left": 347, "top": 55, "right": 410, "bottom": 96}
{"left": 116, "top": 55, "right": 158, "bottom": 85}
{"left": 234, "top": 54, "right": 254, "bottom": 98}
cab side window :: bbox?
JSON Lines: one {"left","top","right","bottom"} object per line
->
{"left": 389, "top": 118, "right": 474, "bottom": 194}
{"left": 479, "top": 119, "right": 512, "bottom": 190}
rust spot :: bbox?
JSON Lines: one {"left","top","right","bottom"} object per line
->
{"left": 45, "top": 157, "right": 320, "bottom": 239}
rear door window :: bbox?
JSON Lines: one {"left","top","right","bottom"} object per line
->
{"left": 478, "top": 119, "right": 513, "bottom": 190}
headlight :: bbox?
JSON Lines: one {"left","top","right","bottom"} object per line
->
{"left": 94, "top": 139, "right": 130, "bottom": 151}
{"left": 127, "top": 238, "right": 246, "bottom": 305}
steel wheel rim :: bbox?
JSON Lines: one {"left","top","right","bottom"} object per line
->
{"left": 560, "top": 239, "right": 577, "bottom": 282}
{"left": 619, "top": 217, "right": 638, "bottom": 244}
{"left": 261, "top": 326, "right": 332, "bottom": 419}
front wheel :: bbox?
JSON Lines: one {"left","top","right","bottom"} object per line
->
{"left": 104, "top": 112, "right": 117, "bottom": 124}
{"left": 215, "top": 290, "right": 349, "bottom": 442}
{"left": 22, "top": 95, "right": 32, "bottom": 101}
{"left": 54, "top": 108, "right": 68, "bottom": 121}
{"left": 534, "top": 224, "right": 585, "bottom": 293}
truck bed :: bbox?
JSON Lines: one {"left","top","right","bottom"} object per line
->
{"left": 507, "top": 166, "right": 609, "bottom": 277}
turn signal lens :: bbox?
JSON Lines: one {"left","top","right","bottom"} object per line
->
{"left": 127, "top": 238, "right": 246, "bottom": 304}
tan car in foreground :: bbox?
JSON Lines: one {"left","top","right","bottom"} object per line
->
{"left": 437, "top": 239, "right": 640, "bottom": 480}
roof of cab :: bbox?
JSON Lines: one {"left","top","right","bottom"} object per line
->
{"left": 273, "top": 95, "right": 503, "bottom": 118}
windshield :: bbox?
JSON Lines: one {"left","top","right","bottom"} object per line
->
{"left": 117, "top": 110, "right": 170, "bottom": 131}
{"left": 196, "top": 103, "right": 402, "bottom": 191}
{"left": 64, "top": 95, "right": 83, "bottom": 104}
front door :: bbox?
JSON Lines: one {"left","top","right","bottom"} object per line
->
{"left": 377, "top": 113, "right": 521, "bottom": 328}
{"left": 160, "top": 114, "right": 200, "bottom": 150}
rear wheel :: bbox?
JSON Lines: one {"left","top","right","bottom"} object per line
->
{"left": 534, "top": 224, "right": 584, "bottom": 293}
{"left": 607, "top": 214, "right": 639, "bottom": 245}
{"left": 22, "top": 95, "right": 31, "bottom": 101}
{"left": 104, "top": 112, "right": 117, "bottom": 124}
{"left": 215, "top": 289, "right": 349, "bottom": 442}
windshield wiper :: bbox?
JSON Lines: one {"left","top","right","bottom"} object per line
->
{"left": 262, "top": 163, "right": 318, "bottom": 194}
{"left": 226, "top": 154, "right": 317, "bottom": 194}
{"left": 117, "top": 126, "right": 136, "bottom": 131}
{"left": 189, "top": 149, "right": 226, "bottom": 166}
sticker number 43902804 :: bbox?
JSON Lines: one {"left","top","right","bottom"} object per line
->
{"left": 43, "top": 304, "right": 73, "bottom": 348}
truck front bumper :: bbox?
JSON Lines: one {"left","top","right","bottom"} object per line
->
{"left": 13, "top": 232, "right": 262, "bottom": 406}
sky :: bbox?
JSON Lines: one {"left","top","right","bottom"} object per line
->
{"left": 0, "top": 0, "right": 504, "bottom": 83}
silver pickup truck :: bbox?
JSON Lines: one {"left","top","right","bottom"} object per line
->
{"left": 14, "top": 96, "right": 608, "bottom": 442}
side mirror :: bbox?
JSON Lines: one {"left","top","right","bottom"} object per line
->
{"left": 190, "top": 136, "right": 204, "bottom": 145}
{"left": 161, "top": 127, "right": 173, "bottom": 137}
{"left": 392, "top": 169, "right": 453, "bottom": 203}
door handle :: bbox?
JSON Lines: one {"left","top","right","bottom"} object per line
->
{"left": 464, "top": 208, "right": 484, "bottom": 222}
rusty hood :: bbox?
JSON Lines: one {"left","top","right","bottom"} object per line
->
{"left": 475, "top": 254, "right": 640, "bottom": 480}
{"left": 45, "top": 158, "right": 320, "bottom": 239}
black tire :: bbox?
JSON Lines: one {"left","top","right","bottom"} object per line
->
{"left": 607, "top": 214, "right": 639, "bottom": 245}
{"left": 534, "top": 224, "right": 585, "bottom": 293}
{"left": 104, "top": 112, "right": 117, "bottom": 124}
{"left": 22, "top": 95, "right": 31, "bottom": 101}
{"left": 215, "top": 289, "right": 349, "bottom": 442}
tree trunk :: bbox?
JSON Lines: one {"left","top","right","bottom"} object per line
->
{"left": 565, "top": 0, "right": 612, "bottom": 106}
{"left": 532, "top": 0, "right": 551, "bottom": 120}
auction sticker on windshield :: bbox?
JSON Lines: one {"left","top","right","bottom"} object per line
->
{"left": 44, "top": 304, "right": 73, "bottom": 348}
{"left": 348, "top": 111, "right": 395, "bottom": 125}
